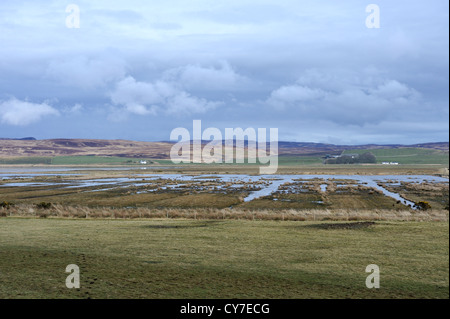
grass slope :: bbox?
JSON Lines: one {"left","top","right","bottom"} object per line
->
{"left": 52, "top": 156, "right": 138, "bottom": 165}
{"left": 0, "top": 218, "right": 447, "bottom": 299}
{"left": 343, "top": 148, "right": 449, "bottom": 165}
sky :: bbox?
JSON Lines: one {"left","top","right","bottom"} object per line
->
{"left": 0, "top": 0, "right": 448, "bottom": 145}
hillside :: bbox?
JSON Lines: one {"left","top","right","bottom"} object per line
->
{"left": 0, "top": 138, "right": 448, "bottom": 160}
{"left": 277, "top": 141, "right": 449, "bottom": 156}
{"left": 0, "top": 139, "right": 173, "bottom": 158}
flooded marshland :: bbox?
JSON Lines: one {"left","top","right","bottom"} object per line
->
{"left": 0, "top": 166, "right": 448, "bottom": 210}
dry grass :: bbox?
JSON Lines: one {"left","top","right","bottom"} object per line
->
{"left": 2, "top": 204, "right": 448, "bottom": 222}
{"left": 0, "top": 217, "right": 448, "bottom": 299}
{"left": 381, "top": 181, "right": 449, "bottom": 210}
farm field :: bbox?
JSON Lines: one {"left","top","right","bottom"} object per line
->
{"left": 0, "top": 218, "right": 448, "bottom": 299}
{"left": 0, "top": 144, "right": 449, "bottom": 167}
{"left": 0, "top": 156, "right": 155, "bottom": 165}
{"left": 342, "top": 148, "right": 449, "bottom": 165}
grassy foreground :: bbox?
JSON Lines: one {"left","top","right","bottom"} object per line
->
{"left": 0, "top": 218, "right": 448, "bottom": 299}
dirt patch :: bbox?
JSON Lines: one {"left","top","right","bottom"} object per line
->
{"left": 307, "top": 221, "right": 376, "bottom": 230}
{"left": 143, "top": 221, "right": 222, "bottom": 229}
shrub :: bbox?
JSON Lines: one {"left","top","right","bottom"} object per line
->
{"left": 325, "top": 152, "right": 377, "bottom": 164}
{"left": 0, "top": 201, "right": 14, "bottom": 209}
{"left": 36, "top": 202, "right": 52, "bottom": 209}
{"left": 415, "top": 201, "right": 431, "bottom": 211}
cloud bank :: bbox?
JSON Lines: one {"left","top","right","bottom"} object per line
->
{"left": 0, "top": 98, "right": 59, "bottom": 126}
{"left": 0, "top": 0, "right": 447, "bottom": 144}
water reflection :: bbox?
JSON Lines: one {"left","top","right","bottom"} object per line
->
{"left": 0, "top": 168, "right": 448, "bottom": 208}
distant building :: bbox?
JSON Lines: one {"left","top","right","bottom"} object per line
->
{"left": 322, "top": 154, "right": 341, "bottom": 159}
{"left": 323, "top": 153, "right": 359, "bottom": 159}
{"left": 140, "top": 160, "right": 147, "bottom": 165}
{"left": 382, "top": 161, "right": 399, "bottom": 165}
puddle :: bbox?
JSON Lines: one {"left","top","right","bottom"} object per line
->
{"left": 307, "top": 221, "right": 376, "bottom": 230}
{"left": 143, "top": 221, "right": 222, "bottom": 229}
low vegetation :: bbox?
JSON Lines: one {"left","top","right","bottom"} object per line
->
{"left": 0, "top": 157, "right": 52, "bottom": 165}
{"left": 324, "top": 152, "right": 377, "bottom": 164}
{"left": 415, "top": 201, "right": 432, "bottom": 211}
{"left": 0, "top": 201, "right": 14, "bottom": 209}
{"left": 0, "top": 218, "right": 447, "bottom": 299}
{"left": 2, "top": 204, "right": 448, "bottom": 222}
{"left": 35, "top": 202, "right": 53, "bottom": 210}
{"left": 0, "top": 164, "right": 447, "bottom": 299}
{"left": 342, "top": 147, "right": 449, "bottom": 165}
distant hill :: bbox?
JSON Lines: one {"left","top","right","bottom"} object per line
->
{"left": 0, "top": 137, "right": 36, "bottom": 141}
{"left": 277, "top": 141, "right": 449, "bottom": 156}
{"left": 0, "top": 138, "right": 447, "bottom": 159}
{"left": 0, "top": 139, "right": 172, "bottom": 158}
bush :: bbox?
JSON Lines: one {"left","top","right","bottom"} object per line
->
{"left": 324, "top": 152, "right": 377, "bottom": 164}
{"left": 358, "top": 152, "right": 377, "bottom": 164}
{"left": 0, "top": 201, "right": 14, "bottom": 209}
{"left": 36, "top": 202, "right": 52, "bottom": 209}
{"left": 415, "top": 201, "right": 431, "bottom": 211}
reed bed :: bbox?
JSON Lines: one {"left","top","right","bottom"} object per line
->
{"left": 1, "top": 204, "right": 448, "bottom": 222}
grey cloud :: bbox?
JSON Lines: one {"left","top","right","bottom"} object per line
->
{"left": 369, "top": 80, "right": 419, "bottom": 101}
{"left": 166, "top": 92, "right": 222, "bottom": 115}
{"left": 268, "top": 85, "right": 327, "bottom": 107}
{"left": 188, "top": 3, "right": 295, "bottom": 25}
{"left": 109, "top": 75, "right": 223, "bottom": 117}
{"left": 110, "top": 76, "right": 169, "bottom": 107}
{"left": 163, "top": 62, "right": 248, "bottom": 92}
{"left": 0, "top": 0, "right": 447, "bottom": 143}
{"left": 90, "top": 9, "right": 146, "bottom": 25}
{"left": 64, "top": 103, "right": 84, "bottom": 114}
{"left": 0, "top": 98, "right": 59, "bottom": 126}
{"left": 150, "top": 22, "right": 182, "bottom": 30}
{"left": 266, "top": 70, "right": 423, "bottom": 126}
{"left": 45, "top": 56, "right": 127, "bottom": 90}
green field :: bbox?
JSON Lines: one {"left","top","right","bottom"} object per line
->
{"left": 51, "top": 156, "right": 141, "bottom": 165}
{"left": 0, "top": 218, "right": 447, "bottom": 299}
{"left": 0, "top": 157, "right": 52, "bottom": 165}
{"left": 0, "top": 148, "right": 448, "bottom": 166}
{"left": 0, "top": 156, "right": 162, "bottom": 165}
{"left": 343, "top": 148, "right": 449, "bottom": 165}
{"left": 277, "top": 156, "right": 323, "bottom": 165}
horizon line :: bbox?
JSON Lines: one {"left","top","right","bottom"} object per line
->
{"left": 0, "top": 137, "right": 448, "bottom": 147}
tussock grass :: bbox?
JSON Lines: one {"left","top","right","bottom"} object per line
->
{"left": 2, "top": 204, "right": 448, "bottom": 222}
